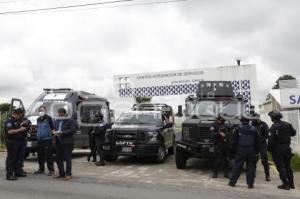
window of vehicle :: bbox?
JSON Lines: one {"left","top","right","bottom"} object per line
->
{"left": 116, "top": 112, "right": 162, "bottom": 125}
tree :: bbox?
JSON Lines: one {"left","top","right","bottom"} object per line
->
{"left": 0, "top": 103, "right": 10, "bottom": 113}
{"left": 135, "top": 97, "right": 152, "bottom": 104}
{"left": 272, "top": 75, "right": 296, "bottom": 89}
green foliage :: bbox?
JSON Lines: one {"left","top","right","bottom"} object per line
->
{"left": 0, "top": 112, "right": 8, "bottom": 145}
{"left": 272, "top": 75, "right": 296, "bottom": 89}
{"left": 291, "top": 153, "right": 300, "bottom": 172}
{"left": 0, "top": 103, "right": 10, "bottom": 113}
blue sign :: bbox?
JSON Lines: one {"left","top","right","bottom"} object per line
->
{"left": 289, "top": 95, "right": 300, "bottom": 105}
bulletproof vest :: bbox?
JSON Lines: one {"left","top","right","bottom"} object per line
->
{"left": 238, "top": 125, "right": 256, "bottom": 147}
{"left": 275, "top": 123, "right": 291, "bottom": 144}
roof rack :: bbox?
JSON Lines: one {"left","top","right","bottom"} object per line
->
{"left": 133, "top": 103, "right": 172, "bottom": 113}
{"left": 197, "top": 81, "right": 234, "bottom": 98}
{"left": 43, "top": 88, "right": 73, "bottom": 93}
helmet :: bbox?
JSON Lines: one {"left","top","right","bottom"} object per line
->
{"left": 268, "top": 110, "right": 283, "bottom": 120}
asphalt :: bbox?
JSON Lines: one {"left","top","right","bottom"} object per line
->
{"left": 0, "top": 151, "right": 300, "bottom": 199}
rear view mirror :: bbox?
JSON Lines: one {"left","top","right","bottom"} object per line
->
{"left": 10, "top": 98, "right": 25, "bottom": 115}
{"left": 176, "top": 105, "right": 183, "bottom": 117}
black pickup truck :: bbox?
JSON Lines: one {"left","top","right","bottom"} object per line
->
{"left": 103, "top": 103, "right": 175, "bottom": 163}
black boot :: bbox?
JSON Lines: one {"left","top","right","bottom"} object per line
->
{"left": 87, "top": 154, "right": 91, "bottom": 162}
{"left": 95, "top": 161, "right": 105, "bottom": 166}
{"left": 266, "top": 175, "right": 271, "bottom": 182}
{"left": 92, "top": 155, "right": 97, "bottom": 163}
{"left": 278, "top": 184, "right": 290, "bottom": 190}
{"left": 6, "top": 175, "right": 17, "bottom": 181}
{"left": 228, "top": 181, "right": 236, "bottom": 187}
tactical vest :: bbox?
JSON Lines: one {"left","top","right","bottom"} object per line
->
{"left": 238, "top": 125, "right": 256, "bottom": 147}
{"left": 275, "top": 124, "right": 291, "bottom": 144}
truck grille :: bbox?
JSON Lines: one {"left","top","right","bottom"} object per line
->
{"left": 115, "top": 131, "right": 137, "bottom": 142}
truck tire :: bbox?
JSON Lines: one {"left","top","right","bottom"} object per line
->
{"left": 104, "top": 155, "right": 118, "bottom": 162}
{"left": 175, "top": 147, "right": 188, "bottom": 169}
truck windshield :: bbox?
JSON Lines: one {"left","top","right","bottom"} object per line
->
{"left": 186, "top": 101, "right": 240, "bottom": 118}
{"left": 27, "top": 100, "right": 72, "bottom": 117}
{"left": 116, "top": 112, "right": 162, "bottom": 125}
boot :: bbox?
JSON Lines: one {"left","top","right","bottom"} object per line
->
{"left": 95, "top": 161, "right": 105, "bottom": 166}
{"left": 266, "top": 175, "right": 271, "bottom": 182}
{"left": 212, "top": 172, "right": 218, "bottom": 178}
{"left": 92, "top": 155, "right": 97, "bottom": 163}
{"left": 228, "top": 181, "right": 236, "bottom": 187}
{"left": 6, "top": 175, "right": 17, "bottom": 181}
{"left": 87, "top": 154, "right": 91, "bottom": 162}
{"left": 278, "top": 184, "right": 290, "bottom": 190}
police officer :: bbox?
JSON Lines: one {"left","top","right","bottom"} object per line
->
{"left": 4, "top": 108, "right": 29, "bottom": 180}
{"left": 251, "top": 113, "right": 271, "bottom": 182}
{"left": 268, "top": 110, "right": 296, "bottom": 190}
{"left": 210, "top": 115, "right": 231, "bottom": 178}
{"left": 87, "top": 124, "right": 97, "bottom": 163}
{"left": 229, "top": 116, "right": 259, "bottom": 189}
{"left": 93, "top": 112, "right": 110, "bottom": 166}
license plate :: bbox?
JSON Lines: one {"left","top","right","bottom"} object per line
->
{"left": 116, "top": 141, "right": 133, "bottom": 146}
{"left": 209, "top": 148, "right": 215, "bottom": 152}
{"left": 122, "top": 147, "right": 132, "bottom": 153}
{"left": 27, "top": 142, "right": 32, "bottom": 147}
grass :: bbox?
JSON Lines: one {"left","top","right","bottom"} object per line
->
{"left": 291, "top": 153, "right": 300, "bottom": 172}
{"left": 267, "top": 152, "right": 300, "bottom": 172}
{"left": 0, "top": 143, "right": 5, "bottom": 152}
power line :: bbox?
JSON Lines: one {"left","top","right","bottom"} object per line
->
{"left": 0, "top": 0, "right": 187, "bottom": 15}
{"left": 51, "top": 0, "right": 187, "bottom": 13}
{"left": 0, "top": 0, "right": 134, "bottom": 15}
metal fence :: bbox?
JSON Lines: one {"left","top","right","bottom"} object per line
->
{"left": 0, "top": 111, "right": 8, "bottom": 146}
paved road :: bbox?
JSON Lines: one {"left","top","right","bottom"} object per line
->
{"left": 0, "top": 151, "right": 299, "bottom": 199}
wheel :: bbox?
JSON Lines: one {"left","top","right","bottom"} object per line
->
{"left": 175, "top": 147, "right": 188, "bottom": 169}
{"left": 168, "top": 136, "right": 175, "bottom": 155}
{"left": 155, "top": 144, "right": 167, "bottom": 163}
{"left": 104, "top": 155, "right": 118, "bottom": 162}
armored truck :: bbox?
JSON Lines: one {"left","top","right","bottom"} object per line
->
{"left": 175, "top": 81, "right": 248, "bottom": 169}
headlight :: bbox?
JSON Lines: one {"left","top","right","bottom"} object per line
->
{"left": 147, "top": 131, "right": 158, "bottom": 142}
{"left": 182, "top": 127, "right": 190, "bottom": 141}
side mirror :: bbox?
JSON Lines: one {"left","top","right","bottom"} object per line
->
{"left": 175, "top": 105, "right": 183, "bottom": 117}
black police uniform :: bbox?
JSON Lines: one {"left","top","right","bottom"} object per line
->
{"left": 229, "top": 123, "right": 259, "bottom": 188}
{"left": 16, "top": 116, "right": 31, "bottom": 176}
{"left": 4, "top": 116, "right": 27, "bottom": 179}
{"left": 252, "top": 120, "right": 270, "bottom": 180}
{"left": 93, "top": 122, "right": 110, "bottom": 166}
{"left": 268, "top": 120, "right": 296, "bottom": 189}
{"left": 210, "top": 121, "right": 231, "bottom": 178}
{"left": 87, "top": 128, "right": 97, "bottom": 162}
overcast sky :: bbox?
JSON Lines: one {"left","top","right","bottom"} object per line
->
{"left": 0, "top": 0, "right": 299, "bottom": 107}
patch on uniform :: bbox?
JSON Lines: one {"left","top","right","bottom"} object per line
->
{"left": 210, "top": 126, "right": 215, "bottom": 131}
{"left": 6, "top": 123, "right": 12, "bottom": 127}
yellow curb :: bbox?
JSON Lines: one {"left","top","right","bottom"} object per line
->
{"left": 270, "top": 165, "right": 279, "bottom": 175}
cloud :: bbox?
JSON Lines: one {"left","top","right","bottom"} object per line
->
{"left": 0, "top": 0, "right": 299, "bottom": 108}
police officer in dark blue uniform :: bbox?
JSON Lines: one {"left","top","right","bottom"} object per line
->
{"left": 210, "top": 116, "right": 231, "bottom": 178}
{"left": 229, "top": 116, "right": 259, "bottom": 189}
{"left": 268, "top": 110, "right": 296, "bottom": 190}
{"left": 251, "top": 113, "right": 271, "bottom": 182}
{"left": 93, "top": 112, "right": 110, "bottom": 166}
{"left": 4, "top": 108, "right": 29, "bottom": 180}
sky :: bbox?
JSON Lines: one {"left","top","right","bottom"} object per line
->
{"left": 0, "top": 0, "right": 299, "bottom": 108}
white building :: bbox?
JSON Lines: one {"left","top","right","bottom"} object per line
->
{"left": 260, "top": 79, "right": 300, "bottom": 154}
